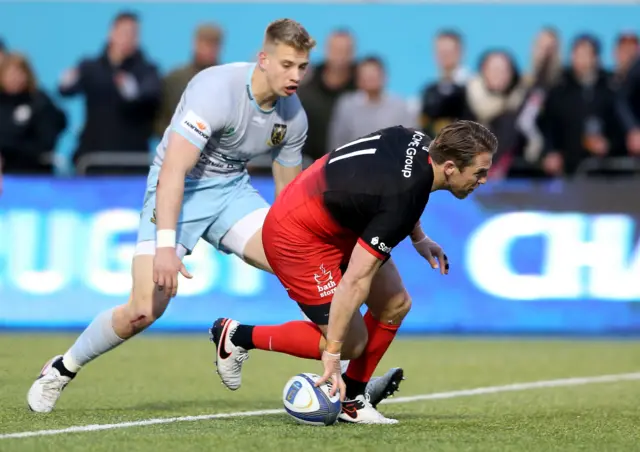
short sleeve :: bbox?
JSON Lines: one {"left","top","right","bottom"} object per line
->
{"left": 358, "top": 197, "right": 418, "bottom": 260}
{"left": 272, "top": 105, "right": 307, "bottom": 167}
{"left": 170, "top": 75, "right": 229, "bottom": 151}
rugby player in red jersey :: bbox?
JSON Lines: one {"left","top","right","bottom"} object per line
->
{"left": 211, "top": 120, "right": 497, "bottom": 424}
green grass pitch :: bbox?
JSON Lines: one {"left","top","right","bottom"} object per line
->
{"left": 1, "top": 334, "right": 639, "bottom": 451}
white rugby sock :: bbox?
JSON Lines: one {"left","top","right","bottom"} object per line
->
{"left": 62, "top": 307, "right": 125, "bottom": 373}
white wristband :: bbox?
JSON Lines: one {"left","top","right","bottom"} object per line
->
{"left": 157, "top": 229, "right": 176, "bottom": 248}
{"left": 412, "top": 236, "right": 428, "bottom": 245}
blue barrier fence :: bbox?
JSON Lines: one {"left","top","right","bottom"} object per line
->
{"left": 1, "top": 176, "right": 639, "bottom": 335}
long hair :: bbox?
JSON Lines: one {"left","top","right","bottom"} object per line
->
{"left": 477, "top": 49, "right": 521, "bottom": 95}
{"left": 0, "top": 52, "right": 37, "bottom": 94}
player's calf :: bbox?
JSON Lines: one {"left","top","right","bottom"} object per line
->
{"left": 338, "top": 260, "right": 411, "bottom": 422}
{"left": 229, "top": 315, "right": 367, "bottom": 360}
{"left": 209, "top": 316, "right": 368, "bottom": 391}
{"left": 340, "top": 291, "right": 411, "bottom": 394}
{"left": 27, "top": 255, "right": 171, "bottom": 413}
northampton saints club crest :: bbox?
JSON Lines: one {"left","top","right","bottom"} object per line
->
{"left": 267, "top": 123, "right": 287, "bottom": 146}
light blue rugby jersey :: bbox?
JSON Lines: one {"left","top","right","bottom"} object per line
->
{"left": 154, "top": 62, "right": 307, "bottom": 179}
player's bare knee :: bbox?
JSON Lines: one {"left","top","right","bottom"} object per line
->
{"left": 125, "top": 254, "right": 169, "bottom": 331}
{"left": 127, "top": 291, "right": 169, "bottom": 330}
{"left": 377, "top": 291, "right": 412, "bottom": 325}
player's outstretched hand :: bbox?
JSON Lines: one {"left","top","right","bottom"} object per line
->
{"left": 316, "top": 350, "right": 346, "bottom": 401}
{"left": 413, "top": 238, "right": 449, "bottom": 275}
{"left": 153, "top": 247, "right": 193, "bottom": 298}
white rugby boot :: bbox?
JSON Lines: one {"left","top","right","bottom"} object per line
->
{"left": 27, "top": 355, "right": 75, "bottom": 413}
{"left": 209, "top": 318, "right": 249, "bottom": 390}
{"left": 364, "top": 367, "right": 404, "bottom": 408}
{"left": 339, "top": 394, "right": 398, "bottom": 424}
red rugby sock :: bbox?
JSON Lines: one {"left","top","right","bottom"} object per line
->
{"left": 345, "top": 310, "right": 400, "bottom": 383}
{"left": 252, "top": 321, "right": 323, "bottom": 360}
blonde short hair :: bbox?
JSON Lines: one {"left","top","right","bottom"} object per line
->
{"left": 265, "top": 19, "right": 316, "bottom": 52}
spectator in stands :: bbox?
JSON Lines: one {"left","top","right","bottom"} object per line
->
{"left": 419, "top": 30, "right": 470, "bottom": 137}
{"left": 0, "top": 39, "right": 7, "bottom": 67}
{"left": 0, "top": 35, "right": 7, "bottom": 188}
{"left": 328, "top": 56, "right": 415, "bottom": 152}
{"left": 59, "top": 11, "right": 161, "bottom": 174}
{"left": 465, "top": 51, "right": 526, "bottom": 130}
{"left": 0, "top": 53, "right": 66, "bottom": 174}
{"left": 464, "top": 50, "right": 527, "bottom": 178}
{"left": 538, "top": 34, "right": 623, "bottom": 177}
{"left": 523, "top": 27, "right": 562, "bottom": 90}
{"left": 508, "top": 27, "right": 562, "bottom": 175}
{"left": 298, "top": 29, "right": 356, "bottom": 161}
{"left": 612, "top": 32, "right": 638, "bottom": 88}
{"left": 613, "top": 33, "right": 640, "bottom": 156}
{"left": 0, "top": 39, "right": 4, "bottom": 193}
{"left": 154, "top": 23, "right": 223, "bottom": 137}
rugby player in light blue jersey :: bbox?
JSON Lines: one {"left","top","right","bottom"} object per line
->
{"left": 27, "top": 19, "right": 402, "bottom": 413}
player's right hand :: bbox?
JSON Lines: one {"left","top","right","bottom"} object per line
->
{"left": 316, "top": 350, "right": 346, "bottom": 401}
{"left": 153, "top": 247, "right": 193, "bottom": 298}
{"left": 413, "top": 238, "right": 449, "bottom": 275}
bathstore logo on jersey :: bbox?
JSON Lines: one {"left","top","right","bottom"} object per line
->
{"left": 181, "top": 110, "right": 211, "bottom": 141}
{"left": 314, "top": 264, "right": 336, "bottom": 298}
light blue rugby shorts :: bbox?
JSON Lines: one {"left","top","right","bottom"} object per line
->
{"left": 137, "top": 166, "right": 269, "bottom": 255}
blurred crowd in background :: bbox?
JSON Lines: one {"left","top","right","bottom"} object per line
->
{"left": 0, "top": 11, "right": 639, "bottom": 181}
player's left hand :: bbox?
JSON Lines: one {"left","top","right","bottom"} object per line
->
{"left": 413, "top": 238, "right": 449, "bottom": 275}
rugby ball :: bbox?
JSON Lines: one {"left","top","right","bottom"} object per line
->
{"left": 282, "top": 373, "right": 341, "bottom": 426}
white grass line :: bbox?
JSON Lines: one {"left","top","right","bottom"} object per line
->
{"left": 0, "top": 409, "right": 284, "bottom": 440}
{"left": 2, "top": 372, "right": 639, "bottom": 440}
{"left": 383, "top": 372, "right": 640, "bottom": 404}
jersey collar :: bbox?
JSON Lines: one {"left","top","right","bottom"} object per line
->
{"left": 246, "top": 63, "right": 277, "bottom": 114}
{"left": 422, "top": 138, "right": 432, "bottom": 164}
